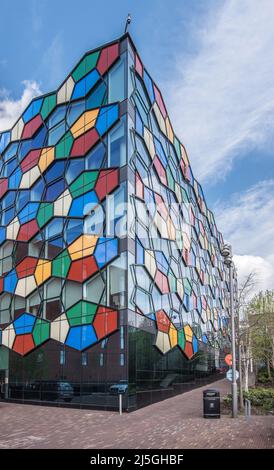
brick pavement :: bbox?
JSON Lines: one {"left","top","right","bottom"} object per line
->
{"left": 0, "top": 378, "right": 273, "bottom": 449}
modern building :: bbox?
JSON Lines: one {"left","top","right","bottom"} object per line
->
{"left": 0, "top": 34, "right": 232, "bottom": 410}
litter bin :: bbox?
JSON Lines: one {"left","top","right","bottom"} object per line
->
{"left": 203, "top": 389, "right": 220, "bottom": 418}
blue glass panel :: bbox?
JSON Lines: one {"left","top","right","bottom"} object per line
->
{"left": 23, "top": 98, "right": 43, "bottom": 123}
{"left": 72, "top": 69, "right": 100, "bottom": 100}
{"left": 48, "top": 105, "right": 66, "bottom": 129}
{"left": 48, "top": 121, "right": 66, "bottom": 146}
{"left": 18, "top": 140, "right": 33, "bottom": 161}
{"left": 18, "top": 202, "right": 39, "bottom": 223}
{"left": 65, "top": 158, "right": 85, "bottom": 184}
{"left": 95, "top": 104, "right": 118, "bottom": 136}
{"left": 0, "top": 227, "right": 6, "bottom": 245}
{"left": 0, "top": 132, "right": 11, "bottom": 154}
{"left": 3, "top": 143, "right": 18, "bottom": 163}
{"left": 33, "top": 125, "right": 47, "bottom": 148}
{"left": 65, "top": 219, "right": 83, "bottom": 244}
{"left": 94, "top": 237, "right": 118, "bottom": 268}
{"left": 135, "top": 108, "right": 143, "bottom": 135}
{"left": 85, "top": 142, "right": 105, "bottom": 170}
{"left": 30, "top": 179, "right": 44, "bottom": 201}
{"left": 136, "top": 239, "right": 144, "bottom": 264}
{"left": 14, "top": 313, "right": 36, "bottom": 334}
{"left": 65, "top": 325, "right": 97, "bottom": 351}
{"left": 2, "top": 207, "right": 15, "bottom": 225}
{"left": 2, "top": 191, "right": 16, "bottom": 210}
{"left": 3, "top": 269, "right": 17, "bottom": 294}
{"left": 108, "top": 59, "right": 125, "bottom": 103}
{"left": 155, "top": 251, "right": 169, "bottom": 274}
{"left": 193, "top": 336, "right": 198, "bottom": 353}
{"left": 69, "top": 190, "right": 98, "bottom": 217}
{"left": 44, "top": 218, "right": 64, "bottom": 238}
{"left": 44, "top": 161, "right": 65, "bottom": 184}
{"left": 86, "top": 81, "right": 107, "bottom": 109}
{"left": 16, "top": 190, "right": 31, "bottom": 211}
{"left": 9, "top": 169, "right": 22, "bottom": 189}
{"left": 45, "top": 180, "right": 65, "bottom": 201}
{"left": 154, "top": 137, "right": 167, "bottom": 166}
{"left": 202, "top": 334, "right": 208, "bottom": 344}
{"left": 66, "top": 101, "right": 85, "bottom": 127}
{"left": 4, "top": 158, "right": 17, "bottom": 177}
{"left": 144, "top": 70, "right": 155, "bottom": 104}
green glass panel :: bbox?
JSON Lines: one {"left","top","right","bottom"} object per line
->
{"left": 33, "top": 319, "right": 50, "bottom": 346}
{"left": 41, "top": 94, "right": 57, "bottom": 120}
{"left": 184, "top": 278, "right": 192, "bottom": 295}
{"left": 174, "top": 137, "right": 181, "bottom": 162}
{"left": 52, "top": 250, "right": 71, "bottom": 277}
{"left": 55, "top": 131, "right": 73, "bottom": 159}
{"left": 178, "top": 329, "right": 186, "bottom": 350}
{"left": 67, "top": 300, "right": 97, "bottom": 326}
{"left": 168, "top": 274, "right": 176, "bottom": 292}
{"left": 37, "top": 203, "right": 53, "bottom": 228}
{"left": 72, "top": 51, "right": 100, "bottom": 82}
{"left": 69, "top": 171, "right": 99, "bottom": 198}
{"left": 166, "top": 166, "right": 175, "bottom": 191}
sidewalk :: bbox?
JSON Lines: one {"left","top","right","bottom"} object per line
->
{"left": 0, "top": 378, "right": 273, "bottom": 449}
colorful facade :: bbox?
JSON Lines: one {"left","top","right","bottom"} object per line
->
{"left": 0, "top": 34, "right": 231, "bottom": 410}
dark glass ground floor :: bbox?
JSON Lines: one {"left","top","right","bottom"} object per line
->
{"left": 0, "top": 324, "right": 229, "bottom": 411}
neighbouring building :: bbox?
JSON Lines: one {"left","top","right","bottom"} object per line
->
{"left": 0, "top": 34, "right": 232, "bottom": 410}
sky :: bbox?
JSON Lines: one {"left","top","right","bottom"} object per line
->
{"left": 0, "top": 0, "right": 273, "bottom": 292}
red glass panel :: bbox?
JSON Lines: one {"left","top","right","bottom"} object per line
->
{"left": 0, "top": 178, "right": 8, "bottom": 198}
{"left": 13, "top": 334, "right": 35, "bottom": 355}
{"left": 67, "top": 255, "right": 98, "bottom": 282}
{"left": 184, "top": 341, "right": 194, "bottom": 359}
{"left": 17, "top": 220, "right": 39, "bottom": 242}
{"left": 97, "top": 43, "right": 119, "bottom": 76}
{"left": 21, "top": 115, "right": 43, "bottom": 139}
{"left": 93, "top": 306, "right": 118, "bottom": 339}
{"left": 21, "top": 149, "right": 41, "bottom": 173}
{"left": 153, "top": 156, "right": 167, "bottom": 186}
{"left": 135, "top": 53, "right": 143, "bottom": 77}
{"left": 95, "top": 168, "right": 119, "bottom": 201}
{"left": 135, "top": 171, "right": 144, "bottom": 199}
{"left": 70, "top": 128, "right": 99, "bottom": 157}
{"left": 155, "top": 270, "right": 170, "bottom": 294}
{"left": 16, "top": 257, "right": 38, "bottom": 279}
{"left": 156, "top": 309, "right": 170, "bottom": 333}
{"left": 153, "top": 84, "right": 167, "bottom": 118}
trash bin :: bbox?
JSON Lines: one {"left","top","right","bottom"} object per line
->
{"left": 203, "top": 389, "right": 220, "bottom": 418}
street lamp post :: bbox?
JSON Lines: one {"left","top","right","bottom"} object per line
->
{"left": 221, "top": 243, "right": 238, "bottom": 418}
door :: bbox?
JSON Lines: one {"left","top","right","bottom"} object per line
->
{"left": 0, "top": 370, "right": 5, "bottom": 398}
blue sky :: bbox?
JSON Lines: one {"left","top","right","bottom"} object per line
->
{"left": 0, "top": 0, "right": 273, "bottom": 290}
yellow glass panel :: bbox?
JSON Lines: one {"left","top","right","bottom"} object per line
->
{"left": 184, "top": 325, "right": 193, "bottom": 342}
{"left": 68, "top": 235, "right": 98, "bottom": 260}
{"left": 71, "top": 109, "right": 99, "bottom": 138}
{"left": 165, "top": 116, "right": 174, "bottom": 143}
{"left": 39, "top": 147, "right": 55, "bottom": 173}
{"left": 169, "top": 325, "right": 178, "bottom": 348}
{"left": 35, "top": 259, "right": 52, "bottom": 285}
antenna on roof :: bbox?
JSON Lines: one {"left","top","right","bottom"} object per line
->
{"left": 124, "top": 13, "right": 131, "bottom": 33}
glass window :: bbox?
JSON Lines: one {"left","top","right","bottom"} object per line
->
{"left": 60, "top": 350, "right": 66, "bottom": 365}
{"left": 120, "top": 325, "right": 124, "bottom": 349}
{"left": 120, "top": 353, "right": 125, "bottom": 366}
{"left": 86, "top": 142, "right": 105, "bottom": 170}
{"left": 48, "top": 121, "right": 66, "bottom": 146}
{"left": 108, "top": 57, "right": 125, "bottom": 103}
{"left": 65, "top": 158, "right": 85, "bottom": 184}
{"left": 108, "top": 118, "right": 126, "bottom": 167}
{"left": 81, "top": 352, "right": 88, "bottom": 366}
{"left": 99, "top": 353, "right": 104, "bottom": 367}
{"left": 45, "top": 179, "right": 65, "bottom": 201}
{"left": 48, "top": 105, "right": 66, "bottom": 129}
{"left": 67, "top": 100, "right": 85, "bottom": 127}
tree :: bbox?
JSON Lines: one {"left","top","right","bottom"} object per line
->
{"left": 236, "top": 272, "right": 257, "bottom": 409}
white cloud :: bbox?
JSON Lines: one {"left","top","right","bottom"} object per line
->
{"left": 0, "top": 80, "right": 42, "bottom": 132}
{"left": 167, "top": 0, "right": 274, "bottom": 183}
{"left": 214, "top": 180, "right": 274, "bottom": 291}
